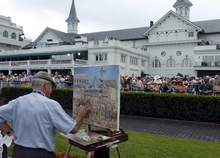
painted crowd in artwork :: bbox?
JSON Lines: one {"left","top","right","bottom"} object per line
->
{"left": 72, "top": 65, "right": 120, "bottom": 131}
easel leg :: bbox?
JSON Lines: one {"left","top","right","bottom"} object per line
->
{"left": 64, "top": 144, "right": 72, "bottom": 158}
{"left": 87, "top": 152, "right": 91, "bottom": 158}
{"left": 116, "top": 146, "right": 121, "bottom": 158}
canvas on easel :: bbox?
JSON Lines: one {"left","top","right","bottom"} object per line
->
{"left": 72, "top": 65, "right": 120, "bottom": 131}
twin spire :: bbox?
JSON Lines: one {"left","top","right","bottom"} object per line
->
{"left": 65, "top": 0, "right": 194, "bottom": 34}
{"left": 173, "top": 0, "right": 193, "bottom": 20}
{"left": 66, "top": 0, "right": 80, "bottom": 34}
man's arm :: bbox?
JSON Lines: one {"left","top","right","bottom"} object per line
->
{"left": 70, "top": 105, "right": 88, "bottom": 134}
{"left": 0, "top": 122, "right": 16, "bottom": 138}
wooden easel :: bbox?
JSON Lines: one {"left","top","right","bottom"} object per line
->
{"left": 63, "top": 124, "right": 128, "bottom": 158}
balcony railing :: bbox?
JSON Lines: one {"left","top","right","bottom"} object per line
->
{"left": 194, "top": 61, "right": 220, "bottom": 67}
{"left": 0, "top": 59, "right": 88, "bottom": 69}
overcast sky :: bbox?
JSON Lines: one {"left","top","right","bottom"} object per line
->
{"left": 0, "top": 0, "right": 219, "bottom": 41}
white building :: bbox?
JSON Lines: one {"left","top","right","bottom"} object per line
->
{"left": 0, "top": 0, "right": 220, "bottom": 77}
{"left": 0, "top": 15, "right": 31, "bottom": 51}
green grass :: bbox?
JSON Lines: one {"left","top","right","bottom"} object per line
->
{"left": 7, "top": 124, "right": 220, "bottom": 158}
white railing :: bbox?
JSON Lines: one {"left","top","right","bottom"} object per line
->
{"left": 51, "top": 60, "right": 72, "bottom": 64}
{"left": 0, "top": 62, "right": 10, "bottom": 66}
{"left": 194, "top": 62, "right": 220, "bottom": 67}
{"left": 0, "top": 59, "right": 88, "bottom": 69}
{"left": 30, "top": 60, "right": 48, "bottom": 65}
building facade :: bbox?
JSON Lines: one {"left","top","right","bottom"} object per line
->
{"left": 0, "top": 15, "right": 31, "bottom": 51}
{"left": 0, "top": 0, "right": 220, "bottom": 78}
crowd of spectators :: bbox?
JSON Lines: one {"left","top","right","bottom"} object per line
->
{"left": 2, "top": 71, "right": 220, "bottom": 96}
{"left": 0, "top": 71, "right": 74, "bottom": 88}
{"left": 120, "top": 74, "right": 220, "bottom": 96}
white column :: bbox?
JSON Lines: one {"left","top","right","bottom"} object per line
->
{"left": 138, "top": 58, "right": 141, "bottom": 76}
{"left": 48, "top": 69, "right": 51, "bottom": 74}
{"left": 125, "top": 55, "right": 130, "bottom": 75}
{"left": 8, "top": 70, "right": 12, "bottom": 74}
{"left": 26, "top": 69, "right": 30, "bottom": 74}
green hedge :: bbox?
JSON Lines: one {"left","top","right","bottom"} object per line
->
{"left": 0, "top": 87, "right": 73, "bottom": 109}
{"left": 1, "top": 87, "right": 220, "bottom": 123}
{"left": 120, "top": 92, "right": 220, "bottom": 123}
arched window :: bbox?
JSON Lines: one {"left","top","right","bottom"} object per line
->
{"left": 3, "top": 31, "right": 8, "bottom": 38}
{"left": 167, "top": 58, "right": 175, "bottom": 68}
{"left": 182, "top": 58, "right": 191, "bottom": 67}
{"left": 152, "top": 59, "right": 161, "bottom": 68}
{"left": 11, "top": 33, "right": 16, "bottom": 39}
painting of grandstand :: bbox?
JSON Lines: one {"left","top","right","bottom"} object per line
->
{"left": 72, "top": 65, "right": 120, "bottom": 131}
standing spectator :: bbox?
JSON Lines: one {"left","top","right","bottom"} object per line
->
{"left": 7, "top": 73, "right": 13, "bottom": 82}
{"left": 199, "top": 79, "right": 213, "bottom": 95}
{"left": 154, "top": 75, "right": 162, "bottom": 84}
{"left": 0, "top": 73, "right": 6, "bottom": 82}
{"left": 56, "top": 75, "right": 65, "bottom": 88}
{"left": 120, "top": 75, "right": 124, "bottom": 91}
{"left": 13, "top": 73, "right": 19, "bottom": 81}
{"left": 152, "top": 82, "right": 160, "bottom": 93}
{"left": 19, "top": 72, "right": 26, "bottom": 86}
{"left": 64, "top": 75, "right": 73, "bottom": 88}
{"left": 213, "top": 80, "right": 220, "bottom": 96}
{"left": 133, "top": 76, "right": 143, "bottom": 91}
{"left": 123, "top": 76, "right": 130, "bottom": 91}
{"left": 26, "top": 71, "right": 33, "bottom": 87}
{"left": 26, "top": 71, "right": 33, "bottom": 82}
{"left": 175, "top": 80, "right": 186, "bottom": 93}
{"left": 160, "top": 82, "right": 169, "bottom": 93}
{"left": 168, "top": 80, "right": 177, "bottom": 93}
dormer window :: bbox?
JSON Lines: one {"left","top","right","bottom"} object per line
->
{"left": 188, "top": 32, "right": 194, "bottom": 37}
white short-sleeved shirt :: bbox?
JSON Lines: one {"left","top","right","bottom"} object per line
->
{"left": 0, "top": 90, "right": 76, "bottom": 152}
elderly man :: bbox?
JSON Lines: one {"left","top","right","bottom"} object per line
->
{"left": 0, "top": 71, "right": 88, "bottom": 158}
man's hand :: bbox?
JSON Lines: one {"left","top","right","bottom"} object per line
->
{"left": 70, "top": 105, "right": 89, "bottom": 134}
{"left": 77, "top": 105, "right": 89, "bottom": 118}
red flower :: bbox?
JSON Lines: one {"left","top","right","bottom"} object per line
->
{"left": 61, "top": 152, "right": 66, "bottom": 157}
{"left": 67, "top": 155, "right": 72, "bottom": 158}
{"left": 90, "top": 154, "right": 94, "bottom": 158}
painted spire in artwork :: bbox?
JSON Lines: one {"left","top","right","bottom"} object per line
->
{"left": 66, "top": 0, "right": 80, "bottom": 34}
{"left": 100, "top": 67, "right": 106, "bottom": 80}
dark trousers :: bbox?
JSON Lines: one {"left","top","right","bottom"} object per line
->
{"left": 12, "top": 144, "right": 55, "bottom": 158}
{"left": 94, "top": 148, "right": 109, "bottom": 158}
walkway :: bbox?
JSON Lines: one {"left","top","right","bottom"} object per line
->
{"left": 64, "top": 109, "right": 220, "bottom": 142}
{"left": 120, "top": 115, "right": 220, "bottom": 142}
